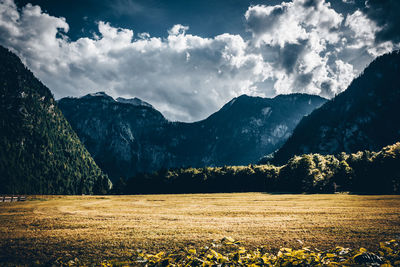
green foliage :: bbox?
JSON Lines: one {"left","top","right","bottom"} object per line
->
{"left": 0, "top": 46, "right": 111, "bottom": 194}
{"left": 123, "top": 142, "right": 400, "bottom": 194}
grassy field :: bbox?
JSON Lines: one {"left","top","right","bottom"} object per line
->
{"left": 0, "top": 193, "right": 400, "bottom": 265}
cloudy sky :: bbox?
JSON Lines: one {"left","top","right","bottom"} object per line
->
{"left": 1, "top": 0, "right": 399, "bottom": 122}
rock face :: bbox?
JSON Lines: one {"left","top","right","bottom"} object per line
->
{"left": 58, "top": 92, "right": 326, "bottom": 181}
{"left": 0, "top": 46, "right": 111, "bottom": 194}
{"left": 272, "top": 50, "right": 400, "bottom": 165}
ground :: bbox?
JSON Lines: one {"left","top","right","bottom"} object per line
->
{"left": 0, "top": 193, "right": 400, "bottom": 265}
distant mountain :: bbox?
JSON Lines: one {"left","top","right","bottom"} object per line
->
{"left": 271, "top": 50, "right": 400, "bottom": 165}
{"left": 0, "top": 46, "right": 111, "bottom": 194}
{"left": 116, "top": 96, "right": 153, "bottom": 108}
{"left": 58, "top": 92, "right": 169, "bottom": 181}
{"left": 58, "top": 92, "right": 326, "bottom": 181}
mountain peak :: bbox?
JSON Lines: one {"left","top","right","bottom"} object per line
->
{"left": 221, "top": 93, "right": 325, "bottom": 112}
{"left": 116, "top": 97, "right": 153, "bottom": 108}
{"left": 81, "top": 91, "right": 115, "bottom": 102}
{"left": 221, "top": 94, "right": 262, "bottom": 109}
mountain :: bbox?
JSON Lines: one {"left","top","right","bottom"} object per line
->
{"left": 58, "top": 93, "right": 169, "bottom": 181}
{"left": 184, "top": 94, "right": 327, "bottom": 167}
{"left": 271, "top": 50, "right": 400, "bottom": 165}
{"left": 0, "top": 46, "right": 111, "bottom": 194}
{"left": 58, "top": 92, "right": 326, "bottom": 181}
{"left": 116, "top": 96, "right": 153, "bottom": 108}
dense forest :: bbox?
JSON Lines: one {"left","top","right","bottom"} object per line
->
{"left": 114, "top": 142, "right": 400, "bottom": 194}
{"left": 0, "top": 46, "right": 111, "bottom": 194}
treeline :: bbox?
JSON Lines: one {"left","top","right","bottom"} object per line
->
{"left": 113, "top": 142, "right": 400, "bottom": 194}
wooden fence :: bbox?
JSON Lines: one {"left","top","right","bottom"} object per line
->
{"left": 0, "top": 196, "right": 26, "bottom": 202}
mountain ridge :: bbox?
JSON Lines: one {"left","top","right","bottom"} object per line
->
{"left": 58, "top": 91, "right": 327, "bottom": 180}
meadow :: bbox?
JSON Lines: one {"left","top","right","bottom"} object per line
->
{"left": 0, "top": 193, "right": 400, "bottom": 265}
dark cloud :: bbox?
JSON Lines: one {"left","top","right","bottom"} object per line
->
{"left": 294, "top": 73, "right": 314, "bottom": 91}
{"left": 320, "top": 81, "right": 333, "bottom": 98}
{"left": 363, "top": 0, "right": 400, "bottom": 43}
{"left": 303, "top": 0, "right": 319, "bottom": 8}
{"left": 280, "top": 39, "right": 308, "bottom": 73}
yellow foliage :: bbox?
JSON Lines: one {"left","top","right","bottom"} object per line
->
{"left": 120, "top": 238, "right": 400, "bottom": 267}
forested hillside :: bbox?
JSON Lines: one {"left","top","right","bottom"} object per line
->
{"left": 271, "top": 51, "right": 400, "bottom": 164}
{"left": 116, "top": 142, "right": 400, "bottom": 194}
{"left": 0, "top": 46, "right": 111, "bottom": 194}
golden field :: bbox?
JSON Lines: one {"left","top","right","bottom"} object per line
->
{"left": 0, "top": 193, "right": 400, "bottom": 265}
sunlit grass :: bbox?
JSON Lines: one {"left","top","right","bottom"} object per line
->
{"left": 0, "top": 193, "right": 400, "bottom": 265}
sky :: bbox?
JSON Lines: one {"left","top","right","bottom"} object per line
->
{"left": 1, "top": 0, "right": 399, "bottom": 122}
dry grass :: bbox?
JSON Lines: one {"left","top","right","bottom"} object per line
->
{"left": 0, "top": 193, "right": 400, "bottom": 265}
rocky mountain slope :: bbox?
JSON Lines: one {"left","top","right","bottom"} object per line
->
{"left": 58, "top": 92, "right": 326, "bottom": 180}
{"left": 271, "top": 50, "right": 400, "bottom": 165}
{"left": 0, "top": 46, "right": 111, "bottom": 194}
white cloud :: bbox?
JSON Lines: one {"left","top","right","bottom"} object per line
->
{"left": 244, "top": 0, "right": 399, "bottom": 98}
{"left": 344, "top": 10, "right": 395, "bottom": 57}
{"left": 245, "top": 0, "right": 343, "bottom": 47}
{"left": 245, "top": 0, "right": 350, "bottom": 97}
{"left": 0, "top": 0, "right": 398, "bottom": 121}
{"left": 345, "top": 10, "right": 377, "bottom": 49}
{"left": 0, "top": 1, "right": 271, "bottom": 121}
{"left": 245, "top": 3, "right": 306, "bottom": 48}
{"left": 168, "top": 24, "right": 188, "bottom": 35}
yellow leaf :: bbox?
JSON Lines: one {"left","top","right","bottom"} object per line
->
{"left": 238, "top": 247, "right": 246, "bottom": 254}
{"left": 359, "top": 247, "right": 367, "bottom": 253}
{"left": 155, "top": 252, "right": 165, "bottom": 258}
{"left": 223, "top": 236, "right": 235, "bottom": 243}
{"left": 210, "top": 249, "right": 219, "bottom": 258}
